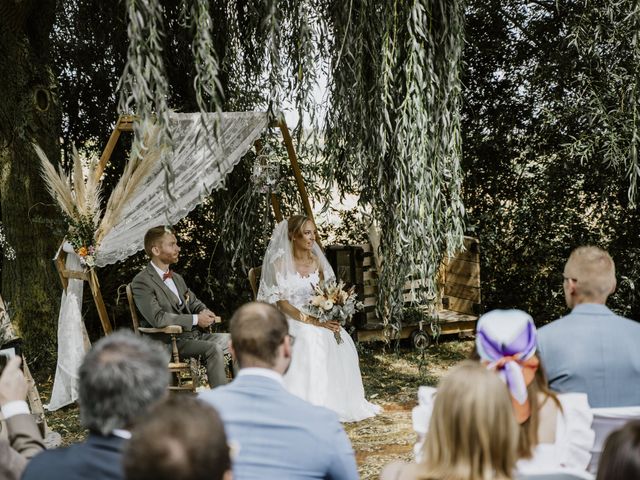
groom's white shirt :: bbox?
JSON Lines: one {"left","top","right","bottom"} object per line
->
{"left": 150, "top": 261, "right": 198, "bottom": 326}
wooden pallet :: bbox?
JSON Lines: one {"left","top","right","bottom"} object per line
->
{"left": 326, "top": 237, "right": 481, "bottom": 344}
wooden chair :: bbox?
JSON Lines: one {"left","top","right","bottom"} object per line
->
{"left": 248, "top": 266, "right": 262, "bottom": 300}
{"left": 587, "top": 406, "right": 640, "bottom": 473}
{"left": 125, "top": 284, "right": 195, "bottom": 392}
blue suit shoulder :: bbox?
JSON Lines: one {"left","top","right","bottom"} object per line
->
{"left": 539, "top": 306, "right": 640, "bottom": 343}
{"left": 200, "top": 376, "right": 343, "bottom": 432}
{"left": 23, "top": 436, "right": 125, "bottom": 480}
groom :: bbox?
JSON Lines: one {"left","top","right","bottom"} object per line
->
{"left": 131, "top": 226, "right": 228, "bottom": 388}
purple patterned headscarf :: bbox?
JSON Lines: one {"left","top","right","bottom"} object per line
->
{"left": 476, "top": 310, "right": 538, "bottom": 421}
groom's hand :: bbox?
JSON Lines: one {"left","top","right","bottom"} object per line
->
{"left": 197, "top": 311, "right": 216, "bottom": 328}
{"left": 202, "top": 309, "right": 222, "bottom": 324}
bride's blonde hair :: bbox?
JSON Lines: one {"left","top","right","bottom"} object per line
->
{"left": 287, "top": 214, "right": 313, "bottom": 241}
{"left": 419, "top": 361, "right": 518, "bottom": 480}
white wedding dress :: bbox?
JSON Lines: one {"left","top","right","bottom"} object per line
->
{"left": 278, "top": 269, "right": 381, "bottom": 422}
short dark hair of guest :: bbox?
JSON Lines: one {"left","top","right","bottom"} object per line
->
{"left": 123, "top": 396, "right": 231, "bottom": 480}
{"left": 596, "top": 420, "right": 640, "bottom": 480}
{"left": 229, "top": 302, "right": 288, "bottom": 368}
{"left": 78, "top": 331, "right": 170, "bottom": 435}
{"left": 143, "top": 226, "right": 175, "bottom": 257}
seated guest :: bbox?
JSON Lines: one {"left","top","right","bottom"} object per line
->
{"left": 0, "top": 356, "right": 45, "bottom": 480}
{"left": 124, "top": 396, "right": 232, "bottom": 480}
{"left": 476, "top": 310, "right": 594, "bottom": 473}
{"left": 538, "top": 246, "right": 640, "bottom": 407}
{"left": 199, "top": 302, "right": 358, "bottom": 480}
{"left": 132, "top": 226, "right": 229, "bottom": 388}
{"left": 22, "top": 331, "right": 169, "bottom": 480}
{"left": 596, "top": 420, "right": 640, "bottom": 480}
{"left": 382, "top": 361, "right": 518, "bottom": 480}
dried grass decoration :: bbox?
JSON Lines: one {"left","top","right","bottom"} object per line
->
{"left": 35, "top": 122, "right": 163, "bottom": 269}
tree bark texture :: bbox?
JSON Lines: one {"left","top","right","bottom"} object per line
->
{"left": 0, "top": 0, "right": 64, "bottom": 366}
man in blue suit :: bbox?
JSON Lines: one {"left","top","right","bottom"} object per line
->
{"left": 22, "top": 332, "right": 170, "bottom": 480}
{"left": 199, "top": 302, "right": 359, "bottom": 480}
{"left": 538, "top": 246, "right": 640, "bottom": 407}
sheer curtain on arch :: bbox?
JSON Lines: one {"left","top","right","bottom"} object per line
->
{"left": 96, "top": 111, "right": 268, "bottom": 266}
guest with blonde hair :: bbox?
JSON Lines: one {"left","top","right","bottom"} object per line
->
{"left": 381, "top": 361, "right": 518, "bottom": 480}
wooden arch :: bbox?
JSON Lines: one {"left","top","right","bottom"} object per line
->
{"left": 54, "top": 114, "right": 315, "bottom": 335}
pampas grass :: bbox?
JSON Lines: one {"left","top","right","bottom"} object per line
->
{"left": 35, "top": 144, "right": 78, "bottom": 220}
{"left": 36, "top": 120, "right": 164, "bottom": 249}
{"left": 95, "top": 122, "right": 163, "bottom": 244}
{"left": 35, "top": 144, "right": 103, "bottom": 228}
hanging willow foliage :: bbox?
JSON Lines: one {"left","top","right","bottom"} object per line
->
{"left": 181, "top": 0, "right": 225, "bottom": 142}
{"left": 566, "top": 0, "right": 640, "bottom": 207}
{"left": 322, "top": 0, "right": 466, "bottom": 332}
{"left": 118, "top": 0, "right": 467, "bottom": 334}
{"left": 118, "top": 0, "right": 175, "bottom": 202}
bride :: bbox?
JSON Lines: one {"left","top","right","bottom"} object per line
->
{"left": 257, "top": 215, "right": 380, "bottom": 422}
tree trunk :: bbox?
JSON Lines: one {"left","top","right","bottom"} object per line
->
{"left": 0, "top": 0, "right": 64, "bottom": 367}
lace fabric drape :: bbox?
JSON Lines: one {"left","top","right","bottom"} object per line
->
{"left": 48, "top": 244, "right": 90, "bottom": 411}
{"left": 95, "top": 112, "right": 268, "bottom": 267}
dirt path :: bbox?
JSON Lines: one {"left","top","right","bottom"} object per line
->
{"left": 348, "top": 340, "right": 473, "bottom": 479}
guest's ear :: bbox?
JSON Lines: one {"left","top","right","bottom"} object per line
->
{"left": 229, "top": 341, "right": 237, "bottom": 363}
{"left": 223, "top": 470, "right": 233, "bottom": 480}
{"left": 283, "top": 337, "right": 292, "bottom": 359}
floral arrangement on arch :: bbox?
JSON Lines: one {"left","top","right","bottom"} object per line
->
{"left": 305, "top": 279, "right": 363, "bottom": 344}
{"left": 250, "top": 147, "right": 281, "bottom": 194}
{"left": 35, "top": 124, "right": 163, "bottom": 269}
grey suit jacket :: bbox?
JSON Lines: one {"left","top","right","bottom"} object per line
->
{"left": 0, "top": 413, "right": 45, "bottom": 480}
{"left": 538, "top": 303, "right": 640, "bottom": 407}
{"left": 131, "top": 263, "right": 207, "bottom": 332}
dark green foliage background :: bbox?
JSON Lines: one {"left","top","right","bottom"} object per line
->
{"left": 462, "top": 0, "right": 640, "bottom": 323}
{"left": 17, "top": 0, "right": 639, "bottom": 360}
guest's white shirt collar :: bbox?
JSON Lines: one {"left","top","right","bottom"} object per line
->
{"left": 150, "top": 261, "right": 169, "bottom": 278}
{"left": 1, "top": 400, "right": 30, "bottom": 420}
{"left": 237, "top": 367, "right": 284, "bottom": 386}
{"left": 111, "top": 429, "right": 132, "bottom": 439}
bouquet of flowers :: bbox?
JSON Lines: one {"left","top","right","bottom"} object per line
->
{"left": 67, "top": 215, "right": 97, "bottom": 268}
{"left": 306, "top": 280, "right": 363, "bottom": 344}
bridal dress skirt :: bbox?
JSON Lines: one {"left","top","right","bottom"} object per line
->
{"left": 284, "top": 319, "right": 381, "bottom": 422}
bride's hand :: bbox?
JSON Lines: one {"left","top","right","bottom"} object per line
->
{"left": 317, "top": 320, "right": 341, "bottom": 333}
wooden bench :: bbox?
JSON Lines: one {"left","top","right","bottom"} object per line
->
{"left": 326, "top": 237, "right": 481, "bottom": 346}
